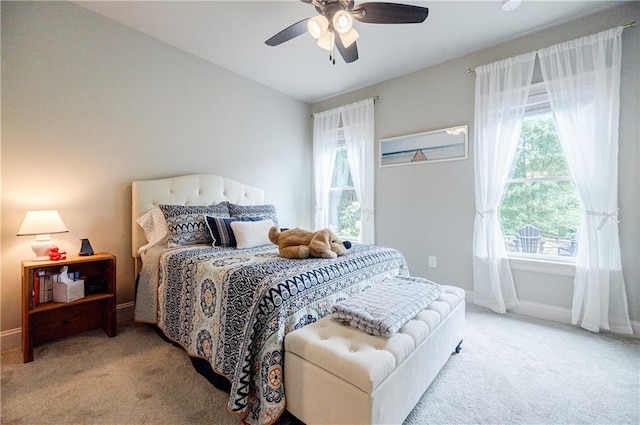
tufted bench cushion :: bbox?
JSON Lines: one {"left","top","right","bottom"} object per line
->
{"left": 284, "top": 284, "right": 465, "bottom": 425}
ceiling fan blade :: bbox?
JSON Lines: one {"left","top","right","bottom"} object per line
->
{"left": 352, "top": 2, "right": 429, "bottom": 24}
{"left": 265, "top": 18, "right": 310, "bottom": 46}
{"left": 336, "top": 36, "right": 359, "bottom": 63}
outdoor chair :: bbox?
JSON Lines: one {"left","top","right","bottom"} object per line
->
{"left": 556, "top": 237, "right": 577, "bottom": 256}
{"left": 515, "top": 224, "right": 544, "bottom": 253}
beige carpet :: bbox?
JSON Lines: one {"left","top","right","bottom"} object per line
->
{"left": 1, "top": 323, "right": 241, "bottom": 425}
{"left": 2, "top": 304, "right": 639, "bottom": 425}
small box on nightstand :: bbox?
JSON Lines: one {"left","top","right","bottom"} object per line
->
{"left": 53, "top": 279, "right": 85, "bottom": 302}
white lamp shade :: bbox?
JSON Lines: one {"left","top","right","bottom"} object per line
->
{"left": 17, "top": 210, "right": 68, "bottom": 235}
{"left": 17, "top": 210, "right": 68, "bottom": 261}
{"left": 307, "top": 15, "right": 329, "bottom": 39}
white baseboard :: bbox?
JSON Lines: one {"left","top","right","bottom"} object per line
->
{"left": 1, "top": 302, "right": 137, "bottom": 352}
{"left": 465, "top": 290, "right": 640, "bottom": 339}
{"left": 464, "top": 290, "right": 572, "bottom": 324}
{"left": 117, "top": 301, "right": 135, "bottom": 323}
{"left": 464, "top": 290, "right": 474, "bottom": 304}
{"left": 509, "top": 300, "right": 573, "bottom": 325}
{"left": 0, "top": 327, "right": 22, "bottom": 353}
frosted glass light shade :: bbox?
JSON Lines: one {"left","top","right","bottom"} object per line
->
{"left": 317, "top": 30, "right": 335, "bottom": 51}
{"left": 307, "top": 15, "right": 329, "bottom": 39}
{"left": 332, "top": 10, "right": 353, "bottom": 34}
{"left": 339, "top": 28, "right": 359, "bottom": 48}
{"left": 17, "top": 210, "right": 68, "bottom": 261}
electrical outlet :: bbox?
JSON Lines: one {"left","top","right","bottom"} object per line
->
{"left": 428, "top": 256, "right": 437, "bottom": 268}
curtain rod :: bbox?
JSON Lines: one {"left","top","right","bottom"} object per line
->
{"left": 311, "top": 96, "right": 378, "bottom": 118}
{"left": 466, "top": 21, "right": 636, "bottom": 74}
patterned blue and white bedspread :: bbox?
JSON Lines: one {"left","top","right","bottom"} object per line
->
{"left": 155, "top": 243, "right": 408, "bottom": 425}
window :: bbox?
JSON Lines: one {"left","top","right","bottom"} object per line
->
{"left": 313, "top": 98, "right": 374, "bottom": 243}
{"left": 328, "top": 132, "right": 361, "bottom": 240}
{"left": 499, "top": 84, "right": 582, "bottom": 257}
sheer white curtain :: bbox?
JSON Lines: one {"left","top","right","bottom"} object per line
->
{"left": 312, "top": 109, "right": 340, "bottom": 229}
{"left": 341, "top": 98, "right": 375, "bottom": 244}
{"left": 473, "top": 52, "right": 536, "bottom": 313}
{"left": 539, "top": 27, "right": 632, "bottom": 333}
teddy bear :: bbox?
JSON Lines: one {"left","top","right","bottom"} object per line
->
{"left": 268, "top": 226, "right": 352, "bottom": 259}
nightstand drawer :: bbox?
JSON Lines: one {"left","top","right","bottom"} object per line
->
{"left": 30, "top": 298, "right": 107, "bottom": 344}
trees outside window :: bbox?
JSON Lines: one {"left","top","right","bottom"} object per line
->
{"left": 328, "top": 143, "right": 361, "bottom": 239}
{"left": 313, "top": 98, "right": 374, "bottom": 243}
{"left": 499, "top": 101, "right": 582, "bottom": 257}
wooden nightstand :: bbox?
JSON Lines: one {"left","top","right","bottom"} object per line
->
{"left": 21, "top": 252, "right": 117, "bottom": 363}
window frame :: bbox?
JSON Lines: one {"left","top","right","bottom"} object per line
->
{"left": 327, "top": 129, "right": 361, "bottom": 242}
{"left": 501, "top": 82, "right": 580, "bottom": 264}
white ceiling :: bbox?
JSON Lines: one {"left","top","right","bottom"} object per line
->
{"left": 74, "top": 1, "right": 627, "bottom": 103}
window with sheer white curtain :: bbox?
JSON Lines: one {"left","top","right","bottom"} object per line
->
{"left": 328, "top": 131, "right": 360, "bottom": 240}
{"left": 473, "top": 26, "right": 632, "bottom": 334}
{"left": 472, "top": 52, "right": 536, "bottom": 314}
{"left": 538, "top": 26, "right": 631, "bottom": 334}
{"left": 312, "top": 98, "right": 375, "bottom": 244}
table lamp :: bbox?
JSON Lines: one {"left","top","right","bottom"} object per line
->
{"left": 17, "top": 210, "right": 69, "bottom": 261}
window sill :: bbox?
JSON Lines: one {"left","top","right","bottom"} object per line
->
{"left": 508, "top": 254, "right": 576, "bottom": 277}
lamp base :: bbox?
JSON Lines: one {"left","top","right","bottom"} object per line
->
{"left": 31, "top": 234, "right": 54, "bottom": 261}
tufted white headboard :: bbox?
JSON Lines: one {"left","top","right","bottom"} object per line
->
{"left": 131, "top": 174, "right": 264, "bottom": 258}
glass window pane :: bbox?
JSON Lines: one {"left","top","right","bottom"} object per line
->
{"left": 500, "top": 181, "right": 581, "bottom": 237}
{"left": 328, "top": 189, "right": 360, "bottom": 239}
{"left": 500, "top": 107, "right": 582, "bottom": 257}
{"left": 331, "top": 148, "right": 353, "bottom": 188}
{"left": 511, "top": 114, "right": 570, "bottom": 179}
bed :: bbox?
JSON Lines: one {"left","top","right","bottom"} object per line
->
{"left": 131, "top": 174, "right": 409, "bottom": 425}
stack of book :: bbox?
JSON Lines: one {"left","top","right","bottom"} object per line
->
{"left": 30, "top": 270, "right": 85, "bottom": 306}
{"left": 31, "top": 270, "right": 57, "bottom": 307}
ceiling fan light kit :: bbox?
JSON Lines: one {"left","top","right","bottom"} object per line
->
{"left": 265, "top": 0, "right": 429, "bottom": 64}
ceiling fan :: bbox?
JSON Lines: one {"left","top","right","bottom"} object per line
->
{"left": 265, "top": 0, "right": 429, "bottom": 64}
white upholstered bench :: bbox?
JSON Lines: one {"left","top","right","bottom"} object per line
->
{"left": 284, "top": 285, "right": 465, "bottom": 425}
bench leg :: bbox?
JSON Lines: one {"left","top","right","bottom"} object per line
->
{"left": 453, "top": 339, "right": 463, "bottom": 354}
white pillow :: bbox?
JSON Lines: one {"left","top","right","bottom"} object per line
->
{"left": 230, "top": 219, "right": 274, "bottom": 249}
{"left": 136, "top": 207, "right": 169, "bottom": 253}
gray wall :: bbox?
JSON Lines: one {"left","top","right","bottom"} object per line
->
{"left": 2, "top": 1, "right": 637, "bottom": 349}
{"left": 312, "top": 2, "right": 639, "bottom": 325}
{"left": 1, "top": 1, "right": 312, "bottom": 342}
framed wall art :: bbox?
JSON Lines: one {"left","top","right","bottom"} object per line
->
{"left": 380, "top": 125, "right": 468, "bottom": 167}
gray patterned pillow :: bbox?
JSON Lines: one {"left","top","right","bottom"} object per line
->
{"left": 159, "top": 203, "right": 230, "bottom": 247}
{"left": 227, "top": 203, "right": 279, "bottom": 227}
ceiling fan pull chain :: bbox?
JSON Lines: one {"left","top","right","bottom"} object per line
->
{"left": 331, "top": 34, "right": 336, "bottom": 65}
{"left": 333, "top": 35, "right": 336, "bottom": 64}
